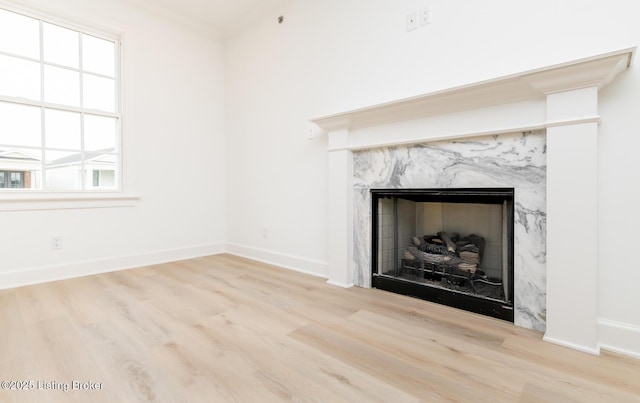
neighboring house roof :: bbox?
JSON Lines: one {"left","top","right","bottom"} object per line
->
{"left": 47, "top": 149, "right": 116, "bottom": 167}
{"left": 0, "top": 148, "right": 115, "bottom": 169}
{"left": 0, "top": 149, "right": 41, "bottom": 162}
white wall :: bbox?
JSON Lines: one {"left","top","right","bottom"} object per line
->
{"left": 225, "top": 0, "right": 640, "bottom": 356}
{"left": 0, "top": 0, "right": 226, "bottom": 287}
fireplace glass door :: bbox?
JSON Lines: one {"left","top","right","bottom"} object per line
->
{"left": 371, "top": 188, "right": 514, "bottom": 321}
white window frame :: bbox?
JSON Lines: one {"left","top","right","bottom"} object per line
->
{"left": 0, "top": 3, "right": 138, "bottom": 210}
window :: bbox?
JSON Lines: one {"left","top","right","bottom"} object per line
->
{"left": 0, "top": 7, "right": 120, "bottom": 192}
{"left": 10, "top": 171, "right": 24, "bottom": 188}
{"left": 92, "top": 169, "right": 115, "bottom": 188}
{"left": 0, "top": 170, "right": 31, "bottom": 188}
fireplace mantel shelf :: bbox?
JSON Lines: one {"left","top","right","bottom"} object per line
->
{"left": 311, "top": 48, "right": 634, "bottom": 132}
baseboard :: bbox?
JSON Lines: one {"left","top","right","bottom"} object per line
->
{"left": 225, "top": 242, "right": 328, "bottom": 279}
{"left": 598, "top": 318, "right": 640, "bottom": 359}
{"left": 542, "top": 335, "right": 601, "bottom": 356}
{"left": 0, "top": 242, "right": 225, "bottom": 290}
{"left": 326, "top": 280, "right": 354, "bottom": 288}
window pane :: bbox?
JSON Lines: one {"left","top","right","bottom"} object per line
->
{"left": 84, "top": 114, "right": 116, "bottom": 151}
{"left": 0, "top": 9, "right": 39, "bottom": 59}
{"left": 0, "top": 54, "right": 41, "bottom": 100}
{"left": 43, "top": 23, "right": 79, "bottom": 68}
{"left": 45, "top": 109, "right": 81, "bottom": 150}
{"left": 0, "top": 101, "right": 41, "bottom": 147}
{"left": 10, "top": 171, "right": 24, "bottom": 188}
{"left": 0, "top": 148, "right": 41, "bottom": 189}
{"left": 83, "top": 74, "right": 115, "bottom": 112}
{"left": 87, "top": 167, "right": 116, "bottom": 189}
{"left": 82, "top": 34, "right": 115, "bottom": 77}
{"left": 45, "top": 150, "right": 82, "bottom": 190}
{"left": 86, "top": 155, "right": 117, "bottom": 189}
{"left": 44, "top": 65, "right": 80, "bottom": 106}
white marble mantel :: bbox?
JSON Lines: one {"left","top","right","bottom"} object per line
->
{"left": 311, "top": 48, "right": 635, "bottom": 355}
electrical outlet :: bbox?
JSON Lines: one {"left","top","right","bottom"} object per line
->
{"left": 419, "top": 7, "right": 431, "bottom": 26}
{"left": 306, "top": 124, "right": 317, "bottom": 140}
{"left": 50, "top": 235, "right": 63, "bottom": 250}
{"left": 406, "top": 11, "right": 418, "bottom": 31}
{"left": 262, "top": 228, "right": 268, "bottom": 239}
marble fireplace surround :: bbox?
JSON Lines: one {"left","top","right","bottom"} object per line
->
{"left": 311, "top": 48, "right": 634, "bottom": 355}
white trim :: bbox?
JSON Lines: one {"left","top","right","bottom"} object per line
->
{"left": 545, "top": 115, "right": 601, "bottom": 128}
{"left": 329, "top": 124, "right": 547, "bottom": 152}
{"left": 0, "top": 1, "right": 123, "bottom": 40}
{"left": 598, "top": 318, "right": 640, "bottom": 359}
{"left": 0, "top": 193, "right": 139, "bottom": 211}
{"left": 326, "top": 145, "right": 354, "bottom": 288}
{"left": 311, "top": 48, "right": 634, "bottom": 132}
{"left": 0, "top": 95, "right": 121, "bottom": 118}
{"left": 326, "top": 280, "right": 354, "bottom": 289}
{"left": 542, "top": 335, "right": 601, "bottom": 356}
{"left": 118, "top": 0, "right": 220, "bottom": 38}
{"left": 545, "top": 116, "right": 600, "bottom": 354}
{"left": 0, "top": 242, "right": 225, "bottom": 290}
{"left": 225, "top": 242, "right": 328, "bottom": 279}
{"left": 324, "top": 114, "right": 601, "bottom": 154}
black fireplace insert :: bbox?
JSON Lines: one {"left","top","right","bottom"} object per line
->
{"left": 371, "top": 188, "right": 514, "bottom": 322}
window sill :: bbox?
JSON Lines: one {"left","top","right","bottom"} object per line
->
{"left": 0, "top": 193, "right": 140, "bottom": 211}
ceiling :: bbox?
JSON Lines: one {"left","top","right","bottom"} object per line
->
{"left": 129, "top": 0, "right": 287, "bottom": 37}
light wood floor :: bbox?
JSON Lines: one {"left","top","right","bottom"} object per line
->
{"left": 0, "top": 254, "right": 638, "bottom": 402}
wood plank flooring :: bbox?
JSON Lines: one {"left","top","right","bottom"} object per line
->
{"left": 0, "top": 254, "right": 638, "bottom": 402}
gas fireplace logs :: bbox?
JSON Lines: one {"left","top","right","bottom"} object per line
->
{"left": 437, "top": 231, "right": 457, "bottom": 253}
{"left": 403, "top": 232, "right": 485, "bottom": 275}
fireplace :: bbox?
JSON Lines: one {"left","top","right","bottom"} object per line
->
{"left": 371, "top": 188, "right": 514, "bottom": 321}
{"left": 351, "top": 131, "right": 545, "bottom": 331}
{"left": 312, "top": 48, "right": 633, "bottom": 354}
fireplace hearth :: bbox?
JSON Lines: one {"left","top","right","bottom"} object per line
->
{"left": 371, "top": 188, "right": 514, "bottom": 322}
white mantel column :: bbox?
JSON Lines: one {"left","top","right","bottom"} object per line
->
{"left": 327, "top": 129, "right": 354, "bottom": 288}
{"left": 544, "top": 86, "right": 600, "bottom": 354}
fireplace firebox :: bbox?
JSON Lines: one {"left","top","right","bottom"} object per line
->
{"left": 371, "top": 188, "right": 514, "bottom": 322}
